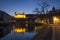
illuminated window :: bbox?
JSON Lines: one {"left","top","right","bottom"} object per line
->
{"left": 14, "top": 14, "right": 26, "bottom": 18}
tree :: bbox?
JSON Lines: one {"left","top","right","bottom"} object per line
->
{"left": 38, "top": 1, "right": 49, "bottom": 14}
{"left": 33, "top": 1, "right": 50, "bottom": 14}
{"left": 33, "top": 8, "right": 41, "bottom": 14}
{"left": 33, "top": 1, "right": 50, "bottom": 23}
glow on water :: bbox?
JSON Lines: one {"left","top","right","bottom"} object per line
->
{"left": 14, "top": 28, "right": 26, "bottom": 33}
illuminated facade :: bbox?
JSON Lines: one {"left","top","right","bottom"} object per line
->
{"left": 14, "top": 12, "right": 26, "bottom": 19}
{"left": 13, "top": 12, "right": 27, "bottom": 33}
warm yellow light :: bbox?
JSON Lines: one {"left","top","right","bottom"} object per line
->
{"left": 34, "top": 26, "right": 42, "bottom": 32}
{"left": 14, "top": 14, "right": 26, "bottom": 18}
{"left": 53, "top": 17, "right": 59, "bottom": 24}
{"left": 54, "top": 17, "right": 57, "bottom": 20}
{"left": 14, "top": 28, "right": 26, "bottom": 33}
{"left": 35, "top": 18, "right": 41, "bottom": 23}
{"left": 26, "top": 24, "right": 28, "bottom": 27}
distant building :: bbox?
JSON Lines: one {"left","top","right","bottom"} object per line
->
{"left": 26, "top": 9, "right": 60, "bottom": 24}
{"left": 0, "top": 10, "right": 12, "bottom": 23}
{"left": 48, "top": 7, "right": 60, "bottom": 24}
{"left": 13, "top": 12, "right": 27, "bottom": 27}
{"left": 13, "top": 7, "right": 60, "bottom": 26}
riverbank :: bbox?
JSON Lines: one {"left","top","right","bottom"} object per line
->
{"left": 31, "top": 26, "right": 53, "bottom": 40}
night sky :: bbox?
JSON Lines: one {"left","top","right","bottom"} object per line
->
{"left": 0, "top": 0, "right": 60, "bottom": 15}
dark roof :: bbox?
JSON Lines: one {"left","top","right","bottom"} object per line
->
{"left": 48, "top": 9, "right": 60, "bottom": 16}
{"left": 0, "top": 10, "right": 11, "bottom": 17}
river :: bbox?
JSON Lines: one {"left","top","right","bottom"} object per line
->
{"left": 0, "top": 29, "right": 36, "bottom": 40}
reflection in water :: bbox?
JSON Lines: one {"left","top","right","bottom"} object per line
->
{"left": 14, "top": 28, "right": 26, "bottom": 33}
{"left": 1, "top": 30, "right": 36, "bottom": 40}
{"left": 0, "top": 25, "right": 12, "bottom": 39}
{"left": 0, "top": 22, "right": 44, "bottom": 40}
{"left": 0, "top": 25, "right": 38, "bottom": 40}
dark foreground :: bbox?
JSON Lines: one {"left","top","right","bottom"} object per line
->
{"left": 31, "top": 27, "right": 53, "bottom": 40}
{"left": 44, "top": 27, "right": 53, "bottom": 40}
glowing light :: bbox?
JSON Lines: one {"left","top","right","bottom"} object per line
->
{"left": 35, "top": 18, "right": 41, "bottom": 23}
{"left": 14, "top": 28, "right": 26, "bottom": 33}
{"left": 54, "top": 17, "right": 57, "bottom": 20}
{"left": 53, "top": 17, "right": 60, "bottom": 24}
{"left": 14, "top": 14, "right": 26, "bottom": 18}
{"left": 34, "top": 26, "right": 42, "bottom": 32}
{"left": 26, "top": 24, "right": 28, "bottom": 27}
